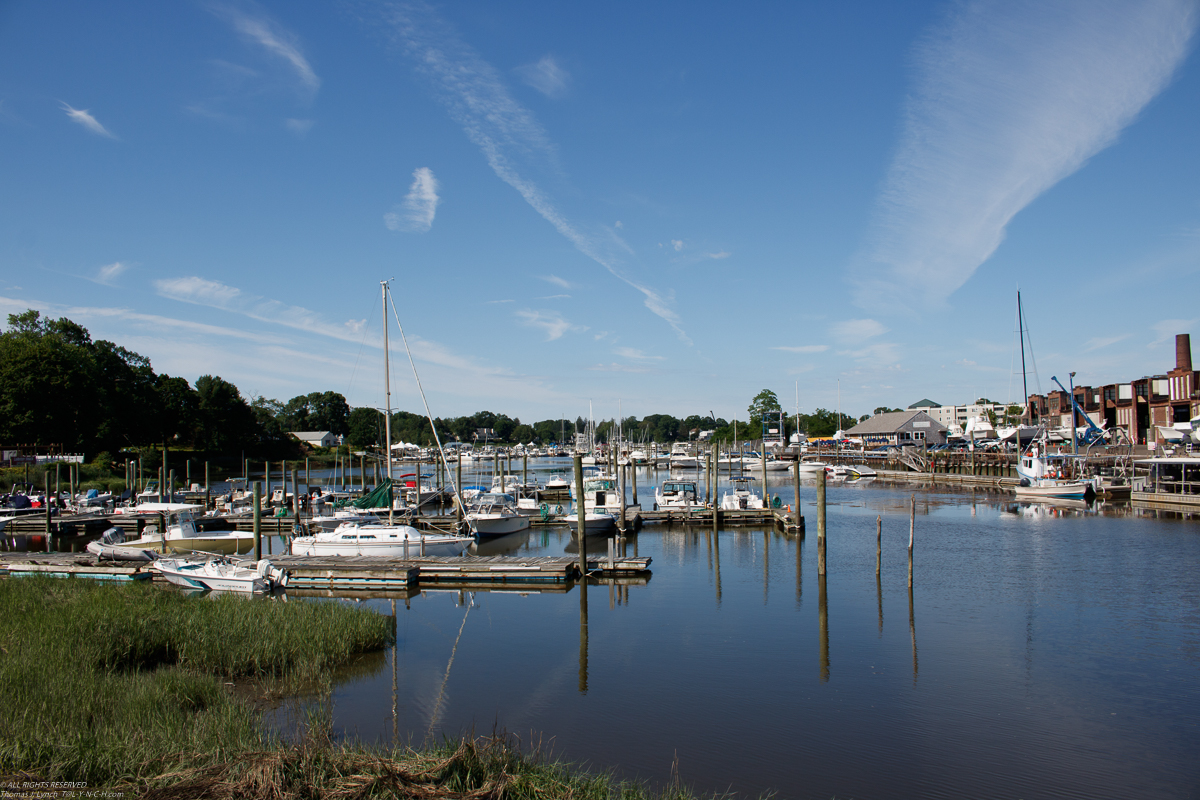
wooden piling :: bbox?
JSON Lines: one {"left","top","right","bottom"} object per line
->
{"left": 631, "top": 460, "right": 638, "bottom": 506}
{"left": 618, "top": 465, "right": 627, "bottom": 533}
{"left": 44, "top": 472, "right": 52, "bottom": 551}
{"left": 816, "top": 470, "right": 827, "bottom": 576}
{"left": 876, "top": 515, "right": 882, "bottom": 575}
{"left": 908, "top": 494, "right": 915, "bottom": 588}
{"left": 792, "top": 462, "right": 802, "bottom": 529}
{"left": 252, "top": 482, "right": 262, "bottom": 560}
{"left": 574, "top": 455, "right": 587, "bottom": 575}
{"left": 455, "top": 458, "right": 463, "bottom": 522}
{"left": 263, "top": 462, "right": 270, "bottom": 509}
{"left": 761, "top": 447, "right": 768, "bottom": 508}
{"left": 205, "top": 462, "right": 210, "bottom": 511}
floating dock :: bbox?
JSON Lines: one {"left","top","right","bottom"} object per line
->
{"left": 0, "top": 552, "right": 651, "bottom": 592}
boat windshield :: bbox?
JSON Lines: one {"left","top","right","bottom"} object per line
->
{"left": 584, "top": 479, "right": 615, "bottom": 491}
{"left": 663, "top": 482, "right": 695, "bottom": 492}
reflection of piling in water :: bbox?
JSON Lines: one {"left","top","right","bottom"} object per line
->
{"left": 877, "top": 570, "right": 883, "bottom": 636}
{"left": 795, "top": 533, "right": 802, "bottom": 607}
{"left": 578, "top": 578, "right": 589, "bottom": 694}
{"left": 909, "top": 583, "right": 918, "bottom": 683}
{"left": 763, "top": 531, "right": 769, "bottom": 605}
{"left": 817, "top": 471, "right": 827, "bottom": 576}
{"left": 818, "top": 573, "right": 829, "bottom": 681}
{"left": 876, "top": 515, "right": 882, "bottom": 576}
{"left": 713, "top": 527, "right": 722, "bottom": 606}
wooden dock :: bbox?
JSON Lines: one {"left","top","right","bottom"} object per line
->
{"left": 0, "top": 552, "right": 651, "bottom": 592}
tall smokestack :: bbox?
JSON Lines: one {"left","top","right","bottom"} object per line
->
{"left": 1178, "top": 333, "right": 1193, "bottom": 372}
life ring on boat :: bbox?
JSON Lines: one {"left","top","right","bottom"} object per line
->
{"left": 1048, "top": 469, "right": 1058, "bottom": 478}
{"left": 555, "top": 504, "right": 564, "bottom": 515}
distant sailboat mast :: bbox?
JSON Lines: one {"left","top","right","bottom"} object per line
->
{"left": 1018, "top": 290, "right": 1029, "bottom": 411}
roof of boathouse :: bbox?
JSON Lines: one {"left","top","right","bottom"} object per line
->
{"left": 907, "top": 398, "right": 941, "bottom": 408}
{"left": 845, "top": 410, "right": 946, "bottom": 435}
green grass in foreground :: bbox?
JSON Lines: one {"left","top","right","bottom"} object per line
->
{"left": 0, "top": 578, "right": 710, "bottom": 799}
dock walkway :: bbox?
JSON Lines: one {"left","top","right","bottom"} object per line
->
{"left": 0, "top": 552, "right": 651, "bottom": 591}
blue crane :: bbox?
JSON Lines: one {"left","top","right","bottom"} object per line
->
{"left": 1050, "top": 376, "right": 1107, "bottom": 446}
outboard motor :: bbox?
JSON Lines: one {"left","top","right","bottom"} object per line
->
{"left": 100, "top": 526, "right": 127, "bottom": 545}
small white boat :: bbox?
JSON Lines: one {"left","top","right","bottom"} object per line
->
{"left": 154, "top": 555, "right": 287, "bottom": 593}
{"left": 86, "top": 526, "right": 159, "bottom": 562}
{"left": 796, "top": 460, "right": 829, "bottom": 474}
{"left": 720, "top": 478, "right": 765, "bottom": 510}
{"left": 309, "top": 507, "right": 382, "bottom": 532}
{"left": 656, "top": 480, "right": 704, "bottom": 510}
{"left": 466, "top": 494, "right": 532, "bottom": 537}
{"left": 565, "top": 509, "right": 618, "bottom": 535}
{"left": 111, "top": 503, "right": 255, "bottom": 555}
{"left": 846, "top": 464, "right": 877, "bottom": 478}
{"left": 291, "top": 523, "right": 473, "bottom": 557}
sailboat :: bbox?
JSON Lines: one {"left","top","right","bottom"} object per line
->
{"left": 996, "top": 290, "right": 1041, "bottom": 447}
{"left": 291, "top": 282, "right": 473, "bottom": 558}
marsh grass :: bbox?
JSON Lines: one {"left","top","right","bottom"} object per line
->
{"left": 0, "top": 577, "right": 391, "bottom": 785}
{"left": 0, "top": 578, "right": 710, "bottom": 798}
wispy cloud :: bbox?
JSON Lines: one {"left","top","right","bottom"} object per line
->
{"left": 1150, "top": 318, "right": 1198, "bottom": 345}
{"left": 540, "top": 274, "right": 572, "bottom": 289}
{"left": 857, "top": 0, "right": 1197, "bottom": 308}
{"left": 830, "top": 318, "right": 886, "bottom": 342}
{"left": 156, "top": 276, "right": 243, "bottom": 309}
{"left": 516, "top": 55, "right": 570, "bottom": 98}
{"left": 385, "top": 167, "right": 440, "bottom": 232}
{"left": 535, "top": 294, "right": 570, "bottom": 300}
{"left": 375, "top": 3, "right": 688, "bottom": 341}
{"left": 706, "top": 251, "right": 731, "bottom": 260}
{"left": 515, "top": 309, "right": 583, "bottom": 341}
{"left": 614, "top": 346, "right": 664, "bottom": 361}
{"left": 671, "top": 240, "right": 684, "bottom": 252}
{"left": 93, "top": 262, "right": 129, "bottom": 286}
{"left": 587, "top": 362, "right": 651, "bottom": 373}
{"left": 772, "top": 344, "right": 829, "bottom": 354}
{"left": 285, "top": 118, "right": 313, "bottom": 135}
{"left": 1084, "top": 334, "right": 1130, "bottom": 352}
{"left": 210, "top": 3, "right": 320, "bottom": 94}
{"left": 61, "top": 102, "right": 115, "bottom": 138}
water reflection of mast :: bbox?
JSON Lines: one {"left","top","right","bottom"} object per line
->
{"left": 391, "top": 599, "right": 398, "bottom": 744}
{"left": 818, "top": 573, "right": 829, "bottom": 681}
{"left": 578, "top": 577, "right": 589, "bottom": 694}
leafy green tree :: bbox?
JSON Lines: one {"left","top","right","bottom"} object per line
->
{"left": 195, "top": 375, "right": 259, "bottom": 453}
{"left": 748, "top": 389, "right": 782, "bottom": 429}
{"left": 347, "top": 407, "right": 385, "bottom": 449}
{"left": 511, "top": 424, "right": 535, "bottom": 443}
{"left": 873, "top": 406, "right": 903, "bottom": 416}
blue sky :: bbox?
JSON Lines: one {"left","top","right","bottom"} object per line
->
{"left": 2, "top": 0, "right": 1198, "bottom": 424}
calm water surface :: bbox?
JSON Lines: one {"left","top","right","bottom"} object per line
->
{"left": 283, "top": 471, "right": 1200, "bottom": 799}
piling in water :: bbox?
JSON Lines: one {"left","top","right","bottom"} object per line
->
{"left": 253, "top": 482, "right": 262, "bottom": 560}
{"left": 817, "top": 471, "right": 827, "bottom": 576}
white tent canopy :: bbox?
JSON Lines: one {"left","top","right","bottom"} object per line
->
{"left": 390, "top": 441, "right": 421, "bottom": 451}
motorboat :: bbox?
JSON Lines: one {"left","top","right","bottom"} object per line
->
{"left": 846, "top": 464, "right": 877, "bottom": 478}
{"left": 154, "top": 555, "right": 287, "bottom": 593}
{"left": 290, "top": 523, "right": 473, "bottom": 557}
{"left": 109, "top": 503, "right": 255, "bottom": 555}
{"left": 655, "top": 480, "right": 704, "bottom": 510}
{"left": 669, "top": 443, "right": 699, "bottom": 469}
{"left": 465, "top": 493, "right": 532, "bottom": 537}
{"left": 796, "top": 459, "right": 829, "bottom": 475}
{"left": 720, "top": 478, "right": 765, "bottom": 510}
{"left": 86, "top": 526, "right": 159, "bottom": 561}
{"left": 572, "top": 472, "right": 639, "bottom": 517}
{"left": 565, "top": 509, "right": 618, "bottom": 535}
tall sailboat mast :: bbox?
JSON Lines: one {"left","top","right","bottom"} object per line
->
{"left": 382, "top": 280, "right": 394, "bottom": 524}
{"left": 1017, "top": 290, "right": 1029, "bottom": 413}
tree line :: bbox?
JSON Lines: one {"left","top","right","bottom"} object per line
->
{"left": 1, "top": 313, "right": 855, "bottom": 465}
